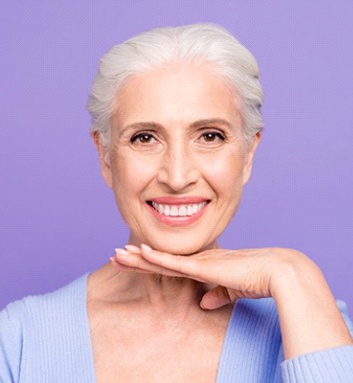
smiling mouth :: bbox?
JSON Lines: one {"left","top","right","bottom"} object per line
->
{"left": 149, "top": 201, "right": 209, "bottom": 217}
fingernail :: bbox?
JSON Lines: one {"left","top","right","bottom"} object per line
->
{"left": 115, "top": 248, "right": 129, "bottom": 256}
{"left": 141, "top": 244, "right": 152, "bottom": 252}
{"left": 125, "top": 244, "right": 141, "bottom": 252}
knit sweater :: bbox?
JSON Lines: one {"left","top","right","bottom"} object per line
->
{"left": 1, "top": 274, "right": 353, "bottom": 382}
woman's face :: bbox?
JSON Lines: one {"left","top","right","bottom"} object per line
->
{"left": 96, "top": 64, "right": 260, "bottom": 254}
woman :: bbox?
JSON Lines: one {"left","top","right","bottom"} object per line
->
{"left": 1, "top": 23, "right": 352, "bottom": 382}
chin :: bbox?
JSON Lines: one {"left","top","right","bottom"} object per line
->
{"left": 149, "top": 238, "right": 218, "bottom": 256}
{"left": 129, "top": 230, "right": 219, "bottom": 255}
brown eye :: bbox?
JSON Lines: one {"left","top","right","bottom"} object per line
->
{"left": 201, "top": 132, "right": 225, "bottom": 142}
{"left": 130, "top": 133, "right": 155, "bottom": 144}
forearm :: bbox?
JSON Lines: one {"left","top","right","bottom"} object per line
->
{"left": 115, "top": 245, "right": 353, "bottom": 361}
{"left": 271, "top": 251, "right": 353, "bottom": 360}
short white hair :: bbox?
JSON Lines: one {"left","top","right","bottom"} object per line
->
{"left": 87, "top": 23, "right": 264, "bottom": 148}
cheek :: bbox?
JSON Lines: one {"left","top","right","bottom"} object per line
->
{"left": 203, "top": 152, "right": 245, "bottom": 191}
{"left": 112, "top": 153, "right": 157, "bottom": 198}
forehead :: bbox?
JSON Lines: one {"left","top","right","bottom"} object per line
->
{"left": 112, "top": 63, "right": 241, "bottom": 128}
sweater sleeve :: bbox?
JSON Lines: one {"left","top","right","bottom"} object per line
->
{"left": 0, "top": 301, "right": 25, "bottom": 383}
{"left": 280, "top": 300, "right": 353, "bottom": 383}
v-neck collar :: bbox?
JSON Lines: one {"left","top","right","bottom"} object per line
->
{"left": 80, "top": 274, "right": 281, "bottom": 383}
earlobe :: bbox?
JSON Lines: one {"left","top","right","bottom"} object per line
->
{"left": 92, "top": 132, "right": 113, "bottom": 188}
{"left": 242, "top": 132, "right": 261, "bottom": 185}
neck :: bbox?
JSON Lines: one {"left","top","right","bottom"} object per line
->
{"left": 135, "top": 273, "right": 206, "bottom": 308}
{"left": 89, "top": 262, "right": 208, "bottom": 312}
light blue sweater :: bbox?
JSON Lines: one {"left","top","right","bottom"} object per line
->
{"left": 1, "top": 274, "right": 353, "bottom": 382}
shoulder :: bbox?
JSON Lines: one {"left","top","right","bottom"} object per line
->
{"left": 1, "top": 273, "right": 88, "bottom": 324}
{"left": 0, "top": 274, "right": 90, "bottom": 382}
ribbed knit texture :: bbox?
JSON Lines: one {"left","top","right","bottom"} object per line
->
{"left": 0, "top": 275, "right": 95, "bottom": 382}
{"left": 281, "top": 345, "right": 353, "bottom": 383}
{"left": 1, "top": 274, "right": 353, "bottom": 382}
{"left": 216, "top": 299, "right": 282, "bottom": 382}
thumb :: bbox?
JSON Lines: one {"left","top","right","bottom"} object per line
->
{"left": 200, "top": 285, "right": 234, "bottom": 310}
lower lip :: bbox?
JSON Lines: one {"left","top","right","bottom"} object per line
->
{"left": 147, "top": 202, "right": 209, "bottom": 226}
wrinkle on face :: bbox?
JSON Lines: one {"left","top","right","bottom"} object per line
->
{"left": 96, "top": 63, "right": 259, "bottom": 255}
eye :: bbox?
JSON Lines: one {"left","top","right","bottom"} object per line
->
{"left": 200, "top": 131, "right": 226, "bottom": 143}
{"left": 130, "top": 132, "right": 156, "bottom": 144}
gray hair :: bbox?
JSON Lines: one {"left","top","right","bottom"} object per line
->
{"left": 87, "top": 23, "right": 264, "bottom": 149}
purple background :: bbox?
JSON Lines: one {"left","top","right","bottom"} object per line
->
{"left": 1, "top": 1, "right": 352, "bottom": 310}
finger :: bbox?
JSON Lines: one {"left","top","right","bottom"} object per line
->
{"left": 200, "top": 286, "right": 233, "bottom": 310}
{"left": 140, "top": 244, "right": 201, "bottom": 277}
{"left": 114, "top": 248, "right": 188, "bottom": 278}
{"left": 124, "top": 245, "right": 141, "bottom": 253}
{"left": 110, "top": 257, "right": 152, "bottom": 274}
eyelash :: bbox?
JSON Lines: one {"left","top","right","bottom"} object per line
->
{"left": 130, "top": 132, "right": 156, "bottom": 144}
{"left": 200, "top": 131, "right": 226, "bottom": 142}
{"left": 129, "top": 130, "right": 226, "bottom": 144}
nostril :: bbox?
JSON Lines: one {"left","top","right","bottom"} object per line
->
{"left": 156, "top": 162, "right": 200, "bottom": 192}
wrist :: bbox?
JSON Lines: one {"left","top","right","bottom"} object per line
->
{"left": 268, "top": 249, "right": 353, "bottom": 359}
{"left": 269, "top": 249, "right": 324, "bottom": 301}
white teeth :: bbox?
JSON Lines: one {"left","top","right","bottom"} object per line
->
{"left": 179, "top": 206, "right": 187, "bottom": 217}
{"left": 170, "top": 206, "right": 178, "bottom": 216}
{"left": 164, "top": 205, "right": 170, "bottom": 216}
{"left": 151, "top": 201, "right": 207, "bottom": 217}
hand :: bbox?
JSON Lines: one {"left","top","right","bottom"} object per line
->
{"left": 112, "top": 245, "right": 353, "bottom": 358}
{"left": 112, "top": 245, "right": 301, "bottom": 310}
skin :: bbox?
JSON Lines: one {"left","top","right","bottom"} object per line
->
{"left": 90, "top": 63, "right": 352, "bottom": 382}
{"left": 96, "top": 62, "right": 258, "bottom": 255}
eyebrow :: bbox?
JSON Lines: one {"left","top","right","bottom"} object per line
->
{"left": 118, "top": 118, "right": 233, "bottom": 138}
{"left": 190, "top": 118, "right": 233, "bottom": 129}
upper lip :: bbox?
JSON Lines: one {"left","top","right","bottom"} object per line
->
{"left": 148, "top": 196, "right": 210, "bottom": 205}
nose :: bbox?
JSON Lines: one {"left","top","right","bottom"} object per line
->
{"left": 157, "top": 143, "right": 200, "bottom": 192}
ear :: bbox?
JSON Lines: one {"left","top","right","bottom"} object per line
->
{"left": 242, "top": 131, "right": 261, "bottom": 185}
{"left": 92, "top": 132, "right": 113, "bottom": 188}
